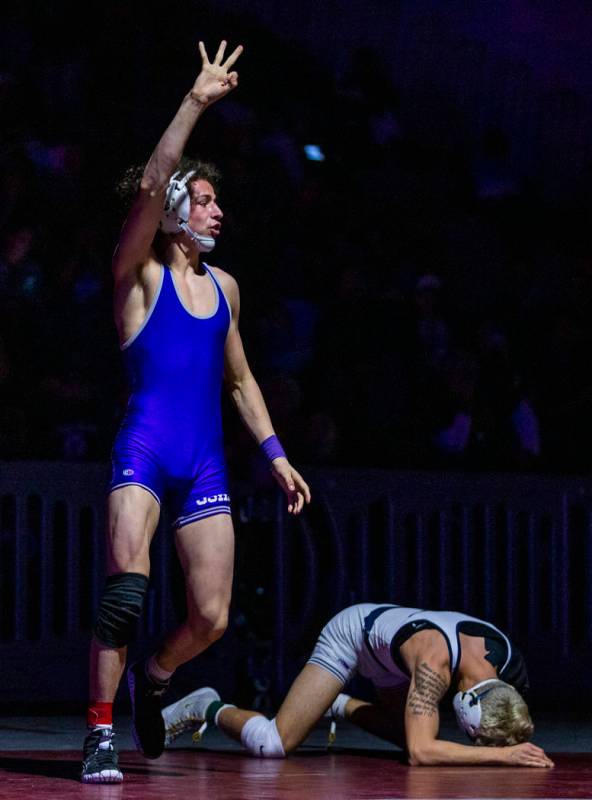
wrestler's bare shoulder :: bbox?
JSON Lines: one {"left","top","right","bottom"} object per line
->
{"left": 208, "top": 265, "right": 237, "bottom": 286}
{"left": 400, "top": 628, "right": 451, "bottom": 670}
{"left": 209, "top": 266, "right": 239, "bottom": 300}
{"left": 113, "top": 250, "right": 163, "bottom": 342}
{"left": 112, "top": 247, "right": 162, "bottom": 289}
{"left": 140, "top": 252, "right": 164, "bottom": 288}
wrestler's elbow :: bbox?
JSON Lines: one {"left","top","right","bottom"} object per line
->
{"left": 140, "top": 174, "right": 168, "bottom": 197}
{"left": 140, "top": 156, "right": 178, "bottom": 195}
{"left": 407, "top": 748, "right": 423, "bottom": 766}
{"left": 226, "top": 377, "right": 244, "bottom": 402}
{"left": 407, "top": 743, "right": 437, "bottom": 766}
{"left": 226, "top": 370, "right": 254, "bottom": 399}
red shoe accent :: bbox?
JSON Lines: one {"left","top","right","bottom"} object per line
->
{"left": 87, "top": 701, "right": 113, "bottom": 727}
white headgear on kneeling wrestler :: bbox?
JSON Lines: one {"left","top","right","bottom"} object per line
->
{"left": 453, "top": 678, "right": 500, "bottom": 740}
{"left": 160, "top": 170, "right": 216, "bottom": 253}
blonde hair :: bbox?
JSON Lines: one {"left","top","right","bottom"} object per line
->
{"left": 475, "top": 681, "right": 534, "bottom": 746}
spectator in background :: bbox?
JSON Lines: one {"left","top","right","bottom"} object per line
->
{"left": 300, "top": 410, "right": 340, "bottom": 465}
{"left": 0, "top": 6, "right": 590, "bottom": 476}
{"left": 0, "top": 224, "right": 44, "bottom": 307}
{"left": 528, "top": 254, "right": 592, "bottom": 470}
{"left": 431, "top": 349, "right": 477, "bottom": 461}
{"left": 0, "top": 154, "right": 33, "bottom": 232}
{"left": 413, "top": 273, "right": 452, "bottom": 374}
{"left": 254, "top": 294, "right": 320, "bottom": 378}
{"left": 0, "top": 223, "right": 50, "bottom": 457}
{"left": 472, "top": 127, "right": 520, "bottom": 205}
{"left": 427, "top": 324, "right": 540, "bottom": 469}
{"left": 314, "top": 262, "right": 411, "bottom": 466}
{"left": 472, "top": 321, "right": 540, "bottom": 468}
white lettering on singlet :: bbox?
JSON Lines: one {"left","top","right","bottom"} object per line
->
{"left": 195, "top": 493, "right": 230, "bottom": 507}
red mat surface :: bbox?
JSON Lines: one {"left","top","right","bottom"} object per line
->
{"left": 1, "top": 750, "right": 591, "bottom": 799}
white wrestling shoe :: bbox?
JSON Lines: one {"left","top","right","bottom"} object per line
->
{"left": 162, "top": 687, "right": 221, "bottom": 746}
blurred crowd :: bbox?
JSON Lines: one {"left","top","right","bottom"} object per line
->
{"left": 1, "top": 5, "right": 591, "bottom": 474}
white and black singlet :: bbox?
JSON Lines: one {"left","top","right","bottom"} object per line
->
{"left": 308, "top": 603, "right": 528, "bottom": 692}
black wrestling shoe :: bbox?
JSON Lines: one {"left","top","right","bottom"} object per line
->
{"left": 81, "top": 727, "right": 123, "bottom": 783}
{"left": 127, "top": 658, "right": 169, "bottom": 759}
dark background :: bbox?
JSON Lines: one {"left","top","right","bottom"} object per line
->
{"left": 2, "top": 0, "right": 592, "bottom": 475}
{"left": 1, "top": 0, "right": 592, "bottom": 714}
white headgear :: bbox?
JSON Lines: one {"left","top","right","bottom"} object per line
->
{"left": 160, "top": 170, "right": 216, "bottom": 252}
{"left": 452, "top": 678, "right": 499, "bottom": 740}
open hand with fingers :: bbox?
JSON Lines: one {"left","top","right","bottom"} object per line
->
{"left": 191, "top": 40, "right": 243, "bottom": 107}
{"left": 505, "top": 742, "right": 554, "bottom": 768}
{"left": 270, "top": 458, "right": 311, "bottom": 515}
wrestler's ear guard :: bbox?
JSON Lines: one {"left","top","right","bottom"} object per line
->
{"left": 453, "top": 678, "right": 498, "bottom": 740}
{"left": 159, "top": 171, "right": 216, "bottom": 252}
{"left": 160, "top": 170, "right": 195, "bottom": 234}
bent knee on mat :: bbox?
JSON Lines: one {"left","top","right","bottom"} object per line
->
{"left": 241, "top": 716, "right": 286, "bottom": 758}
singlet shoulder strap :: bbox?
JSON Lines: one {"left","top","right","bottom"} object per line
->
{"left": 362, "top": 605, "right": 400, "bottom": 672}
{"left": 390, "top": 617, "right": 456, "bottom": 678}
{"left": 202, "top": 262, "right": 232, "bottom": 320}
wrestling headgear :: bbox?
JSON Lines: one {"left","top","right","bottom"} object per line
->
{"left": 452, "top": 678, "right": 499, "bottom": 740}
{"left": 160, "top": 170, "right": 216, "bottom": 252}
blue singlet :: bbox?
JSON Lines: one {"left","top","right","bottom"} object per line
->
{"left": 109, "top": 263, "right": 232, "bottom": 528}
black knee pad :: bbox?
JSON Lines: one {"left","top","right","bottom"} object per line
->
{"left": 94, "top": 572, "right": 149, "bottom": 648}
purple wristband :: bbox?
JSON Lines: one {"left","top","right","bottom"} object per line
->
{"left": 260, "top": 434, "right": 286, "bottom": 464}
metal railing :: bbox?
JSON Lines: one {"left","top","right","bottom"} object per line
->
{"left": 273, "top": 469, "right": 592, "bottom": 700}
{"left": 1, "top": 463, "right": 591, "bottom": 704}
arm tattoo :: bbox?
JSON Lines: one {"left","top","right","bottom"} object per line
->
{"left": 408, "top": 661, "right": 448, "bottom": 717}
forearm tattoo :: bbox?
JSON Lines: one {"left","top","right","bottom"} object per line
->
{"left": 408, "top": 662, "right": 448, "bottom": 716}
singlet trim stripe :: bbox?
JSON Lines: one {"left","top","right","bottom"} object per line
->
{"left": 174, "top": 505, "right": 232, "bottom": 527}
{"left": 204, "top": 263, "right": 232, "bottom": 331}
{"left": 120, "top": 265, "right": 165, "bottom": 350}
{"left": 363, "top": 605, "right": 402, "bottom": 672}
{"left": 109, "top": 482, "right": 161, "bottom": 505}
{"left": 307, "top": 657, "right": 347, "bottom": 683}
{"left": 174, "top": 506, "right": 232, "bottom": 528}
{"left": 170, "top": 263, "right": 220, "bottom": 319}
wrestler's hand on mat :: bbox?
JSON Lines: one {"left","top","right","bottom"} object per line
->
{"left": 191, "top": 40, "right": 243, "bottom": 106}
{"left": 271, "top": 459, "right": 311, "bottom": 514}
{"left": 504, "top": 742, "right": 554, "bottom": 768}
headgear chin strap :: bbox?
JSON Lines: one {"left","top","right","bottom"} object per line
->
{"left": 160, "top": 170, "right": 216, "bottom": 253}
{"left": 453, "top": 678, "right": 499, "bottom": 740}
{"left": 179, "top": 222, "right": 216, "bottom": 252}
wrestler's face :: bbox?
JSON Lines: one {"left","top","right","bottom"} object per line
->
{"left": 187, "top": 180, "right": 223, "bottom": 239}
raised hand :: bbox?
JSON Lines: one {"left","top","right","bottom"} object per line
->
{"left": 191, "top": 40, "right": 243, "bottom": 106}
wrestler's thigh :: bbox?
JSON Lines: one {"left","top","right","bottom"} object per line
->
{"left": 174, "top": 513, "right": 235, "bottom": 615}
{"left": 106, "top": 485, "right": 161, "bottom": 574}
{"left": 275, "top": 664, "right": 343, "bottom": 752}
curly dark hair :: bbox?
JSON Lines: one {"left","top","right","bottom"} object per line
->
{"left": 115, "top": 156, "right": 221, "bottom": 208}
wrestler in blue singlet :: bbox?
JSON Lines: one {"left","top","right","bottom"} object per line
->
{"left": 109, "top": 263, "right": 232, "bottom": 528}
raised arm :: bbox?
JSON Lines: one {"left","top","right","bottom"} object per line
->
{"left": 404, "top": 655, "right": 552, "bottom": 767}
{"left": 220, "top": 271, "right": 311, "bottom": 514}
{"left": 112, "top": 40, "right": 243, "bottom": 283}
